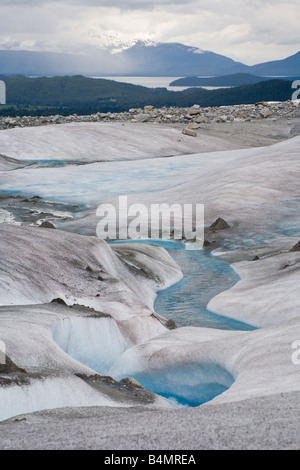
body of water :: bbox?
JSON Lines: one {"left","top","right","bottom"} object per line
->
{"left": 109, "top": 238, "right": 254, "bottom": 407}
{"left": 92, "top": 76, "right": 231, "bottom": 92}
{"left": 110, "top": 239, "right": 255, "bottom": 331}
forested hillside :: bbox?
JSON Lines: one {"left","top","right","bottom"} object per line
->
{"left": 0, "top": 75, "right": 294, "bottom": 116}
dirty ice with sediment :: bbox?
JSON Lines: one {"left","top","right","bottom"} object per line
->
{"left": 0, "top": 114, "right": 300, "bottom": 449}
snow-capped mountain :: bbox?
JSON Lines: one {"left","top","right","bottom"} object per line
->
{"left": 85, "top": 33, "right": 157, "bottom": 54}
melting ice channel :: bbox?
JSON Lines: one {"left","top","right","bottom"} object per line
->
{"left": 53, "top": 239, "right": 254, "bottom": 408}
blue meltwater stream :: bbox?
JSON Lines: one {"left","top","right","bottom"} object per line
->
{"left": 106, "top": 239, "right": 255, "bottom": 407}
{"left": 111, "top": 239, "right": 254, "bottom": 331}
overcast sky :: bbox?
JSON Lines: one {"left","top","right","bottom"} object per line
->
{"left": 1, "top": 0, "right": 300, "bottom": 64}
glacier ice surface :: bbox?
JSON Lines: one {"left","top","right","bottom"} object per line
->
{"left": 52, "top": 316, "right": 129, "bottom": 375}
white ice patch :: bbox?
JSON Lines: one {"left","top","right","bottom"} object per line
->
{"left": 0, "top": 209, "right": 21, "bottom": 225}
{"left": 34, "top": 208, "right": 74, "bottom": 219}
{"left": 0, "top": 122, "right": 215, "bottom": 163}
{"left": 0, "top": 375, "right": 123, "bottom": 422}
{"left": 51, "top": 316, "right": 129, "bottom": 375}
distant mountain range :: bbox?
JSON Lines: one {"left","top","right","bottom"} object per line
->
{"left": 0, "top": 41, "right": 299, "bottom": 77}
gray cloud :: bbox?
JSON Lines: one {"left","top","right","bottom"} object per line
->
{"left": 0, "top": 0, "right": 299, "bottom": 64}
{"left": 0, "top": 0, "right": 190, "bottom": 7}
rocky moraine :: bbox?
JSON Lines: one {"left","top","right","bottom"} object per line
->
{"left": 0, "top": 100, "right": 299, "bottom": 133}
